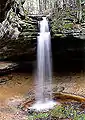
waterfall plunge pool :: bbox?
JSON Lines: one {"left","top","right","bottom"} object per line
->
{"left": 0, "top": 72, "right": 85, "bottom": 119}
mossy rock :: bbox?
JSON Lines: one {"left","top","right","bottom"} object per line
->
{"left": 63, "top": 23, "right": 73, "bottom": 30}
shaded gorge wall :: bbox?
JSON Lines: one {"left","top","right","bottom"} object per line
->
{"left": 2, "top": 35, "right": 85, "bottom": 73}
{"left": 0, "top": 0, "right": 85, "bottom": 73}
{"left": 52, "top": 36, "right": 85, "bottom": 72}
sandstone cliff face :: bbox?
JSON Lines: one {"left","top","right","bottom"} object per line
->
{"left": 0, "top": 0, "right": 85, "bottom": 61}
{"left": 0, "top": 0, "right": 38, "bottom": 61}
{"left": 51, "top": 7, "right": 85, "bottom": 39}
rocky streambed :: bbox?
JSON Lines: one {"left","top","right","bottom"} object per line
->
{"left": 0, "top": 71, "right": 85, "bottom": 119}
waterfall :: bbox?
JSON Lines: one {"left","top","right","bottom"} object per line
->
{"left": 30, "top": 17, "right": 56, "bottom": 111}
{"left": 36, "top": 17, "right": 52, "bottom": 102}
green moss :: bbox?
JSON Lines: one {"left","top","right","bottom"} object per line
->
{"left": 63, "top": 23, "right": 73, "bottom": 30}
{"left": 55, "top": 34, "right": 64, "bottom": 37}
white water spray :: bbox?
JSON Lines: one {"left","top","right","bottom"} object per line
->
{"left": 30, "top": 17, "right": 56, "bottom": 111}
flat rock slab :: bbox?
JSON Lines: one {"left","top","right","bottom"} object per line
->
{"left": 0, "top": 62, "right": 18, "bottom": 70}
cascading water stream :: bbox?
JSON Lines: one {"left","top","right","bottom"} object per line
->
{"left": 36, "top": 17, "right": 52, "bottom": 102}
{"left": 30, "top": 17, "right": 56, "bottom": 111}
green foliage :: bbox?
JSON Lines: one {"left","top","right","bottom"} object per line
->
{"left": 74, "top": 114, "right": 85, "bottom": 120}
{"left": 27, "top": 105, "right": 85, "bottom": 120}
{"left": 49, "top": 105, "right": 66, "bottom": 119}
{"left": 28, "top": 112, "right": 49, "bottom": 120}
{"left": 49, "top": 105, "right": 78, "bottom": 119}
{"left": 34, "top": 112, "right": 49, "bottom": 119}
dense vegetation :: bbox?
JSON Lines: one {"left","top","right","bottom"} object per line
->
{"left": 27, "top": 103, "right": 85, "bottom": 120}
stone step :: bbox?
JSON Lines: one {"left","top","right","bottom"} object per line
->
{"left": 24, "top": 36, "right": 37, "bottom": 38}
{"left": 20, "top": 32, "right": 37, "bottom": 36}
{"left": 21, "top": 24, "right": 37, "bottom": 29}
{"left": 19, "top": 35, "right": 37, "bottom": 39}
{"left": 23, "top": 19, "right": 37, "bottom": 24}
{"left": 22, "top": 29, "right": 38, "bottom": 32}
{"left": 22, "top": 22, "right": 37, "bottom": 26}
